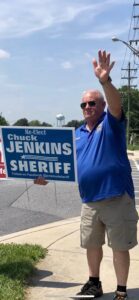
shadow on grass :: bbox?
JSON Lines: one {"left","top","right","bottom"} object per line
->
{"left": 0, "top": 260, "right": 38, "bottom": 282}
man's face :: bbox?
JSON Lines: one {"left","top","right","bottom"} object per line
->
{"left": 81, "top": 91, "right": 105, "bottom": 123}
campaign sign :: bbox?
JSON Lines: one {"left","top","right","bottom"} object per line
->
{"left": 0, "top": 137, "right": 6, "bottom": 179}
{"left": 0, "top": 127, "right": 77, "bottom": 182}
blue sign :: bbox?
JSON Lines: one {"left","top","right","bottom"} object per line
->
{"left": 0, "top": 127, "right": 77, "bottom": 182}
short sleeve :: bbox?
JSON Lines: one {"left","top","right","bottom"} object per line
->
{"left": 105, "top": 109, "right": 127, "bottom": 132}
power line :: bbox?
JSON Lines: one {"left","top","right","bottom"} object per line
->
{"left": 121, "top": 0, "right": 139, "bottom": 88}
{"left": 121, "top": 62, "right": 137, "bottom": 144}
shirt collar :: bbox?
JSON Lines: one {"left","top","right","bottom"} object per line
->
{"left": 80, "top": 112, "right": 106, "bottom": 132}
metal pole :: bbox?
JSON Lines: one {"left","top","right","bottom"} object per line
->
{"left": 112, "top": 37, "right": 139, "bottom": 57}
{"left": 127, "top": 62, "right": 131, "bottom": 145}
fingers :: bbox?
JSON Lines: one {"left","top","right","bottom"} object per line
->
{"left": 34, "top": 176, "right": 48, "bottom": 185}
{"left": 109, "top": 61, "right": 115, "bottom": 72}
{"left": 98, "top": 50, "right": 108, "bottom": 62}
{"left": 98, "top": 50, "right": 115, "bottom": 69}
{"left": 92, "top": 59, "right": 98, "bottom": 69}
{"left": 98, "top": 49, "right": 106, "bottom": 62}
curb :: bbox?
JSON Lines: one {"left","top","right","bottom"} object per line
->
{"left": 0, "top": 216, "right": 80, "bottom": 243}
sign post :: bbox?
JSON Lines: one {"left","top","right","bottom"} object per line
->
{"left": 0, "top": 137, "right": 6, "bottom": 179}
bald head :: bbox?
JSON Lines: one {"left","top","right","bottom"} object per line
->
{"left": 80, "top": 89, "right": 106, "bottom": 125}
{"left": 82, "top": 89, "right": 105, "bottom": 103}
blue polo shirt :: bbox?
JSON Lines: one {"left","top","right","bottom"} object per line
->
{"left": 76, "top": 110, "right": 134, "bottom": 203}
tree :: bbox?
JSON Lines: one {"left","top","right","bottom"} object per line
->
{"left": 41, "top": 122, "right": 52, "bottom": 127}
{"left": 65, "top": 119, "right": 84, "bottom": 129}
{"left": 29, "top": 120, "right": 41, "bottom": 126}
{"left": 119, "top": 86, "right": 139, "bottom": 133}
{"left": 13, "top": 118, "right": 29, "bottom": 126}
{"left": 29, "top": 120, "right": 52, "bottom": 127}
{"left": 0, "top": 114, "right": 9, "bottom": 125}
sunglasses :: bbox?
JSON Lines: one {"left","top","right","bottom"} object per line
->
{"left": 80, "top": 100, "right": 96, "bottom": 109}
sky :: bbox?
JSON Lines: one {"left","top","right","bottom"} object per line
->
{"left": 0, "top": 0, "right": 137, "bottom": 126}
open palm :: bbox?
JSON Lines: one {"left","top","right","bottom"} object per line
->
{"left": 92, "top": 50, "right": 115, "bottom": 84}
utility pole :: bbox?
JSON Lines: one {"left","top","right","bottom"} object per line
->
{"left": 131, "top": 2, "right": 139, "bottom": 46}
{"left": 120, "top": 1, "right": 139, "bottom": 145}
{"left": 121, "top": 62, "right": 137, "bottom": 145}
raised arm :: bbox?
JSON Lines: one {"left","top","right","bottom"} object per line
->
{"left": 92, "top": 50, "right": 122, "bottom": 119}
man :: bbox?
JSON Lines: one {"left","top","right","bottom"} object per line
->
{"left": 34, "top": 50, "right": 138, "bottom": 300}
{"left": 75, "top": 50, "right": 138, "bottom": 300}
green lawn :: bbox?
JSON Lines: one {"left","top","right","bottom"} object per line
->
{"left": 128, "top": 144, "right": 139, "bottom": 151}
{"left": 0, "top": 243, "right": 47, "bottom": 300}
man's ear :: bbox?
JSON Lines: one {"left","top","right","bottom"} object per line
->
{"left": 103, "top": 101, "right": 106, "bottom": 109}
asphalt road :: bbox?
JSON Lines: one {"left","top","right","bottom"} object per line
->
{"left": 0, "top": 159, "right": 138, "bottom": 236}
{"left": 130, "top": 159, "right": 139, "bottom": 205}
{"left": 0, "top": 180, "right": 81, "bottom": 236}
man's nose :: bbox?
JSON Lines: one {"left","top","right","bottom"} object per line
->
{"left": 85, "top": 102, "right": 90, "bottom": 108}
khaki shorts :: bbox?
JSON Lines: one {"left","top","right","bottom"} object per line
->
{"left": 80, "top": 193, "right": 138, "bottom": 251}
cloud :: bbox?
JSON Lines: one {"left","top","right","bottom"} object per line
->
{"left": 0, "top": 1, "right": 95, "bottom": 38}
{"left": 0, "top": 0, "right": 128, "bottom": 39}
{"left": 79, "top": 22, "right": 129, "bottom": 40}
{"left": 0, "top": 49, "right": 10, "bottom": 59}
{"left": 61, "top": 61, "right": 73, "bottom": 69}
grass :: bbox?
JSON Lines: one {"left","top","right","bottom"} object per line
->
{"left": 0, "top": 243, "right": 47, "bottom": 300}
{"left": 128, "top": 144, "right": 139, "bottom": 151}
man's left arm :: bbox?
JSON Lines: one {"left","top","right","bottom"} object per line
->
{"left": 92, "top": 50, "right": 122, "bottom": 120}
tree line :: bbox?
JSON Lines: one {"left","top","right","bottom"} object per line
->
{"left": 0, "top": 86, "right": 139, "bottom": 132}
{"left": 0, "top": 117, "right": 52, "bottom": 127}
